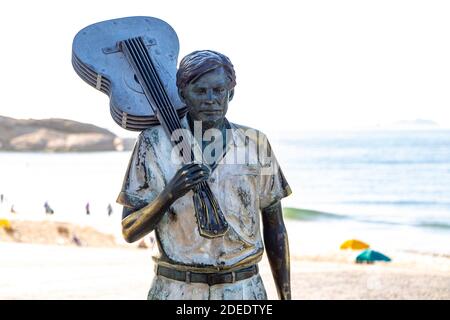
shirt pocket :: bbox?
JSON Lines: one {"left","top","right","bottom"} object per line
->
{"left": 220, "top": 165, "right": 261, "bottom": 238}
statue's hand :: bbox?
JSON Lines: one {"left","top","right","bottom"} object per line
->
{"left": 166, "top": 163, "right": 210, "bottom": 200}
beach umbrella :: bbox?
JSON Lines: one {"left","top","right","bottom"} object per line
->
{"left": 340, "top": 239, "right": 370, "bottom": 250}
{"left": 0, "top": 218, "right": 11, "bottom": 230}
{"left": 356, "top": 249, "right": 391, "bottom": 263}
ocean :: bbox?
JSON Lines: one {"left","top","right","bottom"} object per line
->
{"left": 1, "top": 129, "right": 449, "bottom": 255}
{"left": 272, "top": 129, "right": 450, "bottom": 255}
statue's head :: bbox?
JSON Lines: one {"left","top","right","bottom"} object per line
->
{"left": 177, "top": 50, "right": 236, "bottom": 125}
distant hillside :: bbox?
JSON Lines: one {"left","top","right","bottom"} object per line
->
{"left": 393, "top": 119, "right": 439, "bottom": 128}
{"left": 0, "top": 115, "right": 136, "bottom": 152}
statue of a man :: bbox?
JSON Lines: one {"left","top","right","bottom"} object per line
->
{"left": 117, "top": 50, "right": 292, "bottom": 300}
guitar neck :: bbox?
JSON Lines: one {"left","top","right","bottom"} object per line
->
{"left": 121, "top": 37, "right": 196, "bottom": 164}
{"left": 120, "top": 36, "right": 229, "bottom": 238}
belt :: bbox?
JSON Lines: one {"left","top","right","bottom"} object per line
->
{"left": 156, "top": 264, "right": 259, "bottom": 286}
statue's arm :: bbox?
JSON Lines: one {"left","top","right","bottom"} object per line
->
{"left": 262, "top": 200, "right": 291, "bottom": 300}
{"left": 121, "top": 163, "right": 210, "bottom": 243}
{"left": 121, "top": 189, "right": 173, "bottom": 243}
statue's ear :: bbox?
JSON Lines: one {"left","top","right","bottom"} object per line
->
{"left": 178, "top": 88, "right": 186, "bottom": 103}
{"left": 229, "top": 88, "right": 235, "bottom": 102}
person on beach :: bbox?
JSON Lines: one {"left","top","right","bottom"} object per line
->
{"left": 85, "top": 202, "right": 90, "bottom": 215}
{"left": 149, "top": 235, "right": 155, "bottom": 250}
{"left": 118, "top": 50, "right": 292, "bottom": 300}
{"left": 72, "top": 234, "right": 82, "bottom": 246}
{"left": 44, "top": 201, "right": 54, "bottom": 215}
{"left": 107, "top": 203, "right": 113, "bottom": 217}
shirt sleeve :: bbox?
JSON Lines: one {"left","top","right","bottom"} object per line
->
{"left": 116, "top": 131, "right": 166, "bottom": 209}
{"left": 258, "top": 136, "right": 292, "bottom": 210}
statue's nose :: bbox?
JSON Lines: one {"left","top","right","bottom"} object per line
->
{"left": 204, "top": 89, "right": 214, "bottom": 103}
{"left": 206, "top": 89, "right": 213, "bottom": 101}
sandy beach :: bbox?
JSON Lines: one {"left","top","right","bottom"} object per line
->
{"left": 1, "top": 217, "right": 449, "bottom": 300}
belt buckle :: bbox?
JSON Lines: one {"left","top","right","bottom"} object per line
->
{"left": 207, "top": 272, "right": 235, "bottom": 286}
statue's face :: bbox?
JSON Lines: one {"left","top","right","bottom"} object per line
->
{"left": 181, "top": 67, "right": 233, "bottom": 125}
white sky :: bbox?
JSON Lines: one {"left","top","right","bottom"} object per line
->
{"left": 0, "top": 0, "right": 449, "bottom": 137}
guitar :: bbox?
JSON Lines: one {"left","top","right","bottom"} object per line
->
{"left": 72, "top": 16, "right": 187, "bottom": 130}
{"left": 72, "top": 16, "right": 229, "bottom": 238}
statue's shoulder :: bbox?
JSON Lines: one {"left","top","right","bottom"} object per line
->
{"left": 139, "top": 115, "right": 189, "bottom": 146}
{"left": 137, "top": 125, "right": 166, "bottom": 148}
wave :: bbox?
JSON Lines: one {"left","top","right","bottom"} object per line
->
{"left": 283, "top": 207, "right": 346, "bottom": 221}
{"left": 415, "top": 221, "right": 450, "bottom": 230}
{"left": 283, "top": 207, "right": 450, "bottom": 230}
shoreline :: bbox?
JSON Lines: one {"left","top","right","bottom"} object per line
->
{"left": 2, "top": 214, "right": 450, "bottom": 257}
{"left": 2, "top": 212, "right": 450, "bottom": 257}
{"left": 0, "top": 215, "right": 138, "bottom": 249}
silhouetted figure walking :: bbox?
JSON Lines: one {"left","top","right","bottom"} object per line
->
{"left": 72, "top": 234, "right": 82, "bottom": 246}
{"left": 44, "top": 201, "right": 54, "bottom": 215}
{"left": 107, "top": 203, "right": 113, "bottom": 217}
{"left": 85, "top": 202, "right": 90, "bottom": 215}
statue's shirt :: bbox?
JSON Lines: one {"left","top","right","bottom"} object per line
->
{"left": 117, "top": 117, "right": 291, "bottom": 271}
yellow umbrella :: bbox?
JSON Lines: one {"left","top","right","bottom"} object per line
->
{"left": 0, "top": 218, "right": 12, "bottom": 230}
{"left": 340, "top": 239, "right": 370, "bottom": 250}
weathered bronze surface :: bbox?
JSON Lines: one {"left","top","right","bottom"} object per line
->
{"left": 121, "top": 50, "right": 292, "bottom": 300}
{"left": 73, "top": 17, "right": 291, "bottom": 300}
{"left": 73, "top": 16, "right": 228, "bottom": 238}
{"left": 262, "top": 200, "right": 291, "bottom": 300}
{"left": 72, "top": 16, "right": 184, "bottom": 130}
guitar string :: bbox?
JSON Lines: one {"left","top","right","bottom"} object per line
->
{"left": 130, "top": 38, "right": 195, "bottom": 166}
{"left": 136, "top": 38, "right": 223, "bottom": 224}
{"left": 133, "top": 39, "right": 210, "bottom": 193}
{"left": 135, "top": 38, "right": 183, "bottom": 138}
{"left": 124, "top": 40, "right": 170, "bottom": 127}
{"left": 132, "top": 38, "right": 223, "bottom": 226}
{"left": 131, "top": 39, "right": 182, "bottom": 145}
{"left": 124, "top": 37, "right": 225, "bottom": 231}
{"left": 124, "top": 41, "right": 178, "bottom": 132}
{"left": 133, "top": 39, "right": 179, "bottom": 127}
{"left": 132, "top": 38, "right": 198, "bottom": 165}
{"left": 126, "top": 39, "right": 213, "bottom": 227}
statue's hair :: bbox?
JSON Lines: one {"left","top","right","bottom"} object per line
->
{"left": 176, "top": 50, "right": 236, "bottom": 90}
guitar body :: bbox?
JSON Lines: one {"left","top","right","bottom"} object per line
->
{"left": 72, "top": 16, "right": 187, "bottom": 131}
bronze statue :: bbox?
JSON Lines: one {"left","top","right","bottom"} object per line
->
{"left": 120, "top": 50, "right": 292, "bottom": 300}
{"left": 72, "top": 17, "right": 291, "bottom": 300}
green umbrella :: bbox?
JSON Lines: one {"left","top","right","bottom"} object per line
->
{"left": 356, "top": 249, "right": 391, "bottom": 264}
